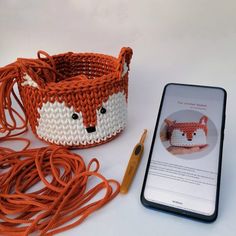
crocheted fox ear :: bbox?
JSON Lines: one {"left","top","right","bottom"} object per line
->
{"left": 17, "top": 50, "right": 65, "bottom": 89}
{"left": 199, "top": 116, "right": 208, "bottom": 125}
{"left": 117, "top": 47, "right": 133, "bottom": 77}
{"left": 21, "top": 73, "right": 39, "bottom": 88}
{"left": 164, "top": 119, "right": 175, "bottom": 127}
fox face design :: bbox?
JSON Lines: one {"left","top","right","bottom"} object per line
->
{"left": 35, "top": 91, "right": 127, "bottom": 146}
{"left": 15, "top": 47, "right": 133, "bottom": 147}
{"left": 165, "top": 116, "right": 208, "bottom": 147}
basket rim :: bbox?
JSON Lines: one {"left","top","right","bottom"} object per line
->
{"left": 18, "top": 51, "right": 124, "bottom": 91}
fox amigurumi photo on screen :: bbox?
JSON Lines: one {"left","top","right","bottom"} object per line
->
{"left": 164, "top": 116, "right": 208, "bottom": 148}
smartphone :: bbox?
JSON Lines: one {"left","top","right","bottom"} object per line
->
{"left": 141, "top": 83, "right": 226, "bottom": 222}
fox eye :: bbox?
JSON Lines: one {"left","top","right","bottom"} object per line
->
{"left": 72, "top": 113, "right": 79, "bottom": 120}
{"left": 194, "top": 132, "right": 196, "bottom": 135}
{"left": 100, "top": 107, "right": 106, "bottom": 114}
{"left": 182, "top": 133, "right": 185, "bottom": 136}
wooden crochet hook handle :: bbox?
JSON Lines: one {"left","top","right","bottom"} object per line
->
{"left": 120, "top": 129, "right": 147, "bottom": 194}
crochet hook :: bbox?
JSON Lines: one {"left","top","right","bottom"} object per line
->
{"left": 120, "top": 129, "right": 147, "bottom": 194}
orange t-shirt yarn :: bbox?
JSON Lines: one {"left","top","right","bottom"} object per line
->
{"left": 0, "top": 146, "right": 120, "bottom": 235}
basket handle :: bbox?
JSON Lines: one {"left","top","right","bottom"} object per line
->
{"left": 117, "top": 47, "right": 133, "bottom": 78}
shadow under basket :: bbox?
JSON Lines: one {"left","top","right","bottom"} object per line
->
{"left": 0, "top": 47, "right": 133, "bottom": 148}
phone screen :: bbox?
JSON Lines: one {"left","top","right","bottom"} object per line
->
{"left": 143, "top": 84, "right": 226, "bottom": 219}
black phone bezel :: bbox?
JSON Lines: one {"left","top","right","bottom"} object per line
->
{"left": 140, "top": 83, "right": 227, "bottom": 222}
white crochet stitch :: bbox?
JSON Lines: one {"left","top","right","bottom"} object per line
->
{"left": 122, "top": 62, "right": 129, "bottom": 77}
{"left": 21, "top": 74, "right": 39, "bottom": 88}
{"left": 36, "top": 91, "right": 127, "bottom": 146}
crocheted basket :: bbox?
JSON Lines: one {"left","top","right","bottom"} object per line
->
{"left": 0, "top": 47, "right": 133, "bottom": 148}
{"left": 164, "top": 116, "right": 208, "bottom": 147}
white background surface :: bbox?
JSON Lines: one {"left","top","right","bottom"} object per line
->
{"left": 1, "top": 0, "right": 236, "bottom": 235}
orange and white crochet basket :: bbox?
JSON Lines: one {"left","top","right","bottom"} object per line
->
{"left": 0, "top": 47, "right": 133, "bottom": 148}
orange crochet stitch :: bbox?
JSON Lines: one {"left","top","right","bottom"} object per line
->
{"left": 0, "top": 47, "right": 133, "bottom": 148}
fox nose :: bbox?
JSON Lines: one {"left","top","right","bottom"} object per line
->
{"left": 86, "top": 126, "right": 96, "bottom": 133}
{"left": 187, "top": 138, "right": 192, "bottom": 141}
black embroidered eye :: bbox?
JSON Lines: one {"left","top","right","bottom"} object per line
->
{"left": 194, "top": 132, "right": 196, "bottom": 135}
{"left": 182, "top": 133, "right": 185, "bottom": 136}
{"left": 72, "top": 113, "right": 79, "bottom": 120}
{"left": 100, "top": 107, "right": 106, "bottom": 114}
